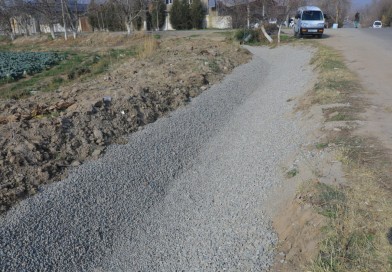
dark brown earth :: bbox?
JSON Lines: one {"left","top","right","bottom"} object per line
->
{"left": 0, "top": 32, "right": 251, "bottom": 213}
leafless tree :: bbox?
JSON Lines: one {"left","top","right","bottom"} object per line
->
{"left": 273, "top": 0, "right": 304, "bottom": 43}
{"left": 359, "top": 0, "right": 392, "bottom": 27}
{"left": 27, "top": 0, "right": 62, "bottom": 39}
{"left": 217, "top": 0, "right": 275, "bottom": 28}
{"left": 113, "top": 0, "right": 146, "bottom": 34}
{"left": 0, "top": 0, "right": 15, "bottom": 39}
{"left": 312, "top": 0, "right": 351, "bottom": 26}
{"left": 64, "top": 0, "right": 87, "bottom": 39}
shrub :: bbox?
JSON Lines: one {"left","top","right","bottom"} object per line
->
{"left": 170, "top": 0, "right": 191, "bottom": 30}
{"left": 234, "top": 29, "right": 260, "bottom": 43}
{"left": 190, "top": 0, "right": 205, "bottom": 29}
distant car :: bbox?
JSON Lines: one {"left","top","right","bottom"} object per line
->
{"left": 372, "top": 21, "right": 382, "bottom": 28}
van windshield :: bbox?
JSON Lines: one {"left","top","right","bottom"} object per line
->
{"left": 302, "top": 11, "right": 323, "bottom": 20}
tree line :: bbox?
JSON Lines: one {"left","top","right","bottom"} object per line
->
{"left": 0, "top": 0, "right": 205, "bottom": 39}
{"left": 358, "top": 0, "right": 392, "bottom": 27}
{"left": 3, "top": 0, "right": 386, "bottom": 40}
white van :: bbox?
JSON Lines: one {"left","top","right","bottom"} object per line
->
{"left": 294, "top": 6, "right": 325, "bottom": 38}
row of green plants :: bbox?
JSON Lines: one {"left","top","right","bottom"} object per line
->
{"left": 0, "top": 52, "right": 65, "bottom": 80}
{"left": 0, "top": 48, "right": 136, "bottom": 99}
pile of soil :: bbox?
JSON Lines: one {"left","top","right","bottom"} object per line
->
{"left": 0, "top": 33, "right": 251, "bottom": 213}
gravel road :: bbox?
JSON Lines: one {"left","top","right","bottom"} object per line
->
{"left": 0, "top": 45, "right": 313, "bottom": 271}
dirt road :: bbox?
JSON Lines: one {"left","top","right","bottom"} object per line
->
{"left": 321, "top": 28, "right": 392, "bottom": 151}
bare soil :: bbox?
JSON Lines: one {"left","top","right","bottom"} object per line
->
{"left": 0, "top": 31, "right": 251, "bottom": 213}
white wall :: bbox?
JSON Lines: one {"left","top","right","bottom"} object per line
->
{"left": 205, "top": 15, "right": 232, "bottom": 29}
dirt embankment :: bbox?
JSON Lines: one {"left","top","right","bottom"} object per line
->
{"left": 0, "top": 32, "right": 251, "bottom": 213}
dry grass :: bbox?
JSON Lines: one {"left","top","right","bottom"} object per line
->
{"left": 138, "top": 36, "right": 159, "bottom": 59}
{"left": 307, "top": 138, "right": 392, "bottom": 271}
{"left": 305, "top": 45, "right": 362, "bottom": 107}
{"left": 384, "top": 106, "right": 392, "bottom": 113}
{"left": 301, "top": 44, "right": 392, "bottom": 271}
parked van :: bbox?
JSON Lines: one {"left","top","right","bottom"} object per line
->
{"left": 294, "top": 6, "right": 325, "bottom": 38}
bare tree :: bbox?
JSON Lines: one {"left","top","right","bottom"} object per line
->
{"left": 274, "top": 0, "right": 303, "bottom": 44}
{"left": 217, "top": 0, "right": 275, "bottom": 28}
{"left": 64, "top": 0, "right": 87, "bottom": 39}
{"left": 312, "top": 0, "right": 351, "bottom": 26}
{"left": 359, "top": 0, "right": 392, "bottom": 27}
{"left": 0, "top": 0, "right": 15, "bottom": 39}
{"left": 27, "top": 0, "right": 62, "bottom": 39}
{"left": 113, "top": 0, "right": 146, "bottom": 34}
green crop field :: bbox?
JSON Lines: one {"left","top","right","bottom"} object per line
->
{"left": 0, "top": 52, "right": 65, "bottom": 80}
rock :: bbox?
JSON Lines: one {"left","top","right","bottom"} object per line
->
{"left": 70, "top": 87, "right": 80, "bottom": 94}
{"left": 8, "top": 114, "right": 20, "bottom": 122}
{"left": 55, "top": 100, "right": 75, "bottom": 110}
{"left": 25, "top": 141, "right": 35, "bottom": 151}
{"left": 94, "top": 100, "right": 103, "bottom": 108}
{"left": 91, "top": 149, "right": 102, "bottom": 157}
{"left": 71, "top": 161, "right": 81, "bottom": 167}
{"left": 0, "top": 116, "right": 8, "bottom": 124}
{"left": 14, "top": 144, "right": 26, "bottom": 153}
{"left": 93, "top": 128, "right": 103, "bottom": 140}
{"left": 9, "top": 156, "right": 16, "bottom": 164}
{"left": 333, "top": 127, "right": 342, "bottom": 132}
{"left": 103, "top": 96, "right": 112, "bottom": 102}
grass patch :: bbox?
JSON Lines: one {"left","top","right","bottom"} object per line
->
{"left": 216, "top": 31, "right": 235, "bottom": 40}
{"left": 307, "top": 45, "right": 362, "bottom": 105}
{"left": 328, "top": 112, "right": 349, "bottom": 121}
{"left": 208, "top": 59, "right": 221, "bottom": 73}
{"left": 286, "top": 168, "right": 299, "bottom": 178}
{"left": 316, "top": 142, "right": 329, "bottom": 149}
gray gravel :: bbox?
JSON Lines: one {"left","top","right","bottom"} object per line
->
{"left": 0, "top": 45, "right": 313, "bottom": 271}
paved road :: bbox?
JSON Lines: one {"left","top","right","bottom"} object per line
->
{"left": 0, "top": 46, "right": 314, "bottom": 271}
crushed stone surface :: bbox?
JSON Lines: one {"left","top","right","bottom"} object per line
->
{"left": 0, "top": 45, "right": 313, "bottom": 271}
